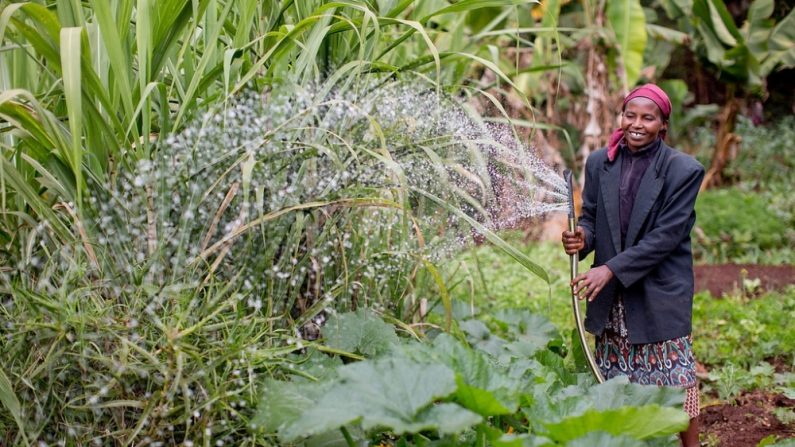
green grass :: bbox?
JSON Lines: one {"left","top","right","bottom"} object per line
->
{"left": 444, "top": 235, "right": 578, "bottom": 333}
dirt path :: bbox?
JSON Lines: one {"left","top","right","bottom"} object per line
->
{"left": 694, "top": 264, "right": 795, "bottom": 297}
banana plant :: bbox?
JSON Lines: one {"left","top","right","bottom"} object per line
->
{"left": 661, "top": 0, "right": 795, "bottom": 187}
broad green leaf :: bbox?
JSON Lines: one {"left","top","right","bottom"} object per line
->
{"left": 695, "top": 21, "right": 728, "bottom": 66}
{"left": 606, "top": 0, "right": 647, "bottom": 87}
{"left": 322, "top": 309, "right": 399, "bottom": 357}
{"left": 543, "top": 405, "right": 689, "bottom": 442}
{"left": 280, "top": 358, "right": 478, "bottom": 441}
{"left": 494, "top": 310, "right": 559, "bottom": 357}
{"left": 761, "top": 7, "right": 795, "bottom": 75}
{"left": 455, "top": 380, "right": 516, "bottom": 416}
{"left": 459, "top": 319, "right": 508, "bottom": 356}
{"left": 565, "top": 432, "right": 646, "bottom": 447}
{"left": 705, "top": 0, "right": 742, "bottom": 45}
{"left": 587, "top": 379, "right": 685, "bottom": 410}
{"left": 252, "top": 379, "right": 329, "bottom": 433}
{"left": 427, "top": 334, "right": 520, "bottom": 415}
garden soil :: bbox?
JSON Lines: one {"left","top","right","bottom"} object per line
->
{"left": 698, "top": 390, "right": 795, "bottom": 446}
{"left": 694, "top": 264, "right": 795, "bottom": 446}
{"left": 693, "top": 264, "right": 795, "bottom": 297}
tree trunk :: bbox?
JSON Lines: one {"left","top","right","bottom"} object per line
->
{"left": 702, "top": 88, "right": 740, "bottom": 190}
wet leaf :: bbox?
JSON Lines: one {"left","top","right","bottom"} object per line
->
{"left": 322, "top": 309, "right": 399, "bottom": 357}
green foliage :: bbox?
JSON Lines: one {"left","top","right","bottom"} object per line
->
{"left": 443, "top": 237, "right": 579, "bottom": 333}
{"left": 725, "top": 116, "right": 795, "bottom": 189}
{"left": 693, "top": 187, "right": 790, "bottom": 263}
{"left": 322, "top": 309, "right": 400, "bottom": 357}
{"left": 695, "top": 289, "right": 795, "bottom": 367}
{"left": 1, "top": 1, "right": 562, "bottom": 442}
{"left": 685, "top": 0, "right": 795, "bottom": 85}
{"left": 692, "top": 116, "right": 795, "bottom": 264}
{"left": 256, "top": 310, "right": 689, "bottom": 445}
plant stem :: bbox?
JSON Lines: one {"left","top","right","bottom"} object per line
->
{"left": 340, "top": 426, "right": 355, "bottom": 447}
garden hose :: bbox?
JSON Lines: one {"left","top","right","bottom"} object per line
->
{"left": 564, "top": 169, "right": 605, "bottom": 383}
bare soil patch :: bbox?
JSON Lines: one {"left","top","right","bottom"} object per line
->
{"left": 699, "top": 390, "right": 795, "bottom": 446}
{"left": 694, "top": 264, "right": 795, "bottom": 297}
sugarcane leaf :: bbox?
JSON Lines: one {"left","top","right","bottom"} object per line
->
{"left": 0, "top": 367, "right": 27, "bottom": 443}
{"left": 422, "top": 0, "right": 539, "bottom": 21}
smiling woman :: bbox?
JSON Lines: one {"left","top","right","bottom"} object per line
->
{"left": 562, "top": 83, "right": 705, "bottom": 447}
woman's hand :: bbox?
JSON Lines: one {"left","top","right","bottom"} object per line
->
{"left": 571, "top": 265, "right": 614, "bottom": 302}
{"left": 561, "top": 226, "right": 586, "bottom": 255}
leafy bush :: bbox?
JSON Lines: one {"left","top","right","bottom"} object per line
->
{"left": 725, "top": 116, "right": 795, "bottom": 189}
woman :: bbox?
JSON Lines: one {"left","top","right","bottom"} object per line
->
{"left": 562, "top": 84, "right": 704, "bottom": 446}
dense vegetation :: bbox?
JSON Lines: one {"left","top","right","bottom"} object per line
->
{"left": 1, "top": 0, "right": 793, "bottom": 445}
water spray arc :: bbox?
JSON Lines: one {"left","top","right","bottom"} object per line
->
{"left": 564, "top": 169, "right": 605, "bottom": 383}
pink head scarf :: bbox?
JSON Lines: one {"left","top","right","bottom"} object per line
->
{"left": 607, "top": 83, "right": 672, "bottom": 162}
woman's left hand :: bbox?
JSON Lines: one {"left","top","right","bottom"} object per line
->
{"left": 571, "top": 265, "right": 614, "bottom": 302}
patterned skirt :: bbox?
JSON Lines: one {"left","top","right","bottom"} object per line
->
{"left": 595, "top": 296, "right": 700, "bottom": 418}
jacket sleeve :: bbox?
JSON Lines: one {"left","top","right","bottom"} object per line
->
{"left": 605, "top": 162, "right": 705, "bottom": 288}
{"left": 577, "top": 154, "right": 598, "bottom": 259}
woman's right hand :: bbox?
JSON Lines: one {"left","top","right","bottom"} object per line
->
{"left": 561, "top": 226, "right": 585, "bottom": 255}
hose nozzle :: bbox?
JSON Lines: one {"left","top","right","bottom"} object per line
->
{"left": 563, "top": 169, "right": 575, "bottom": 219}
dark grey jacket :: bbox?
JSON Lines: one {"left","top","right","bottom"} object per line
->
{"left": 578, "top": 142, "right": 705, "bottom": 344}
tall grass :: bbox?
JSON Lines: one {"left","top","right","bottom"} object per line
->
{"left": 0, "top": 1, "right": 561, "bottom": 443}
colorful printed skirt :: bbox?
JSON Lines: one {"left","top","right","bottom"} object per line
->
{"left": 595, "top": 296, "right": 700, "bottom": 418}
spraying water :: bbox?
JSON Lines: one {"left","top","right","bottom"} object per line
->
{"left": 87, "top": 80, "right": 570, "bottom": 304}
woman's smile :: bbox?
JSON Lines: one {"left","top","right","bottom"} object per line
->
{"left": 621, "top": 97, "right": 667, "bottom": 151}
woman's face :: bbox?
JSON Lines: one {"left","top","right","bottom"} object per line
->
{"left": 621, "top": 97, "right": 667, "bottom": 151}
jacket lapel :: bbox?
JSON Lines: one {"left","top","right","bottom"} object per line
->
{"left": 600, "top": 157, "right": 622, "bottom": 254}
{"left": 625, "top": 145, "right": 667, "bottom": 247}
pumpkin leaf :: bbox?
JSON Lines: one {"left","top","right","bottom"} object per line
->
{"left": 543, "top": 405, "right": 689, "bottom": 442}
{"left": 280, "top": 357, "right": 479, "bottom": 441}
{"left": 322, "top": 309, "right": 399, "bottom": 357}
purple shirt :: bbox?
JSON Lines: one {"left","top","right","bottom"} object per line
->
{"left": 619, "top": 138, "right": 661, "bottom": 249}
